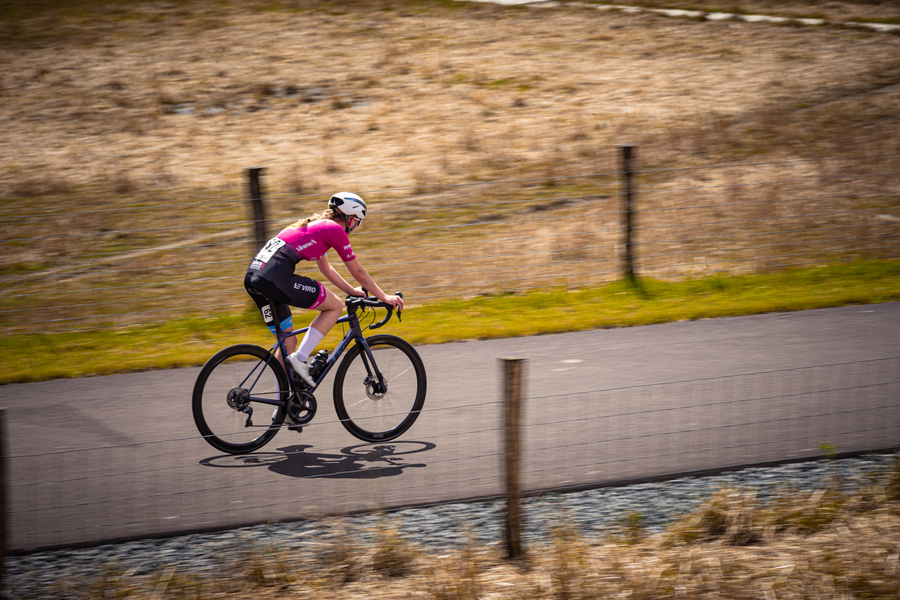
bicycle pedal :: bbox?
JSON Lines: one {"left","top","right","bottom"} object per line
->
{"left": 288, "top": 425, "right": 303, "bottom": 433}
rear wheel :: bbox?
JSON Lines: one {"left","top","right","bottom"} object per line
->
{"left": 333, "top": 335, "right": 426, "bottom": 442}
{"left": 192, "top": 344, "right": 289, "bottom": 454}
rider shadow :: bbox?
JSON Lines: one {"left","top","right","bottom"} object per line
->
{"left": 199, "top": 441, "right": 436, "bottom": 480}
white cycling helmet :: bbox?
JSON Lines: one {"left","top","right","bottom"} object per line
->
{"left": 328, "top": 192, "right": 367, "bottom": 233}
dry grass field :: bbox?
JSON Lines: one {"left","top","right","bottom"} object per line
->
{"left": 0, "top": 0, "right": 898, "bottom": 334}
{"left": 2, "top": 0, "right": 899, "bottom": 195}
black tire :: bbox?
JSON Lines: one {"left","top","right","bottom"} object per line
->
{"left": 193, "top": 344, "right": 289, "bottom": 454}
{"left": 333, "top": 335, "right": 427, "bottom": 442}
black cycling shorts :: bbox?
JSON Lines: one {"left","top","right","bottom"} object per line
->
{"left": 244, "top": 252, "right": 325, "bottom": 334}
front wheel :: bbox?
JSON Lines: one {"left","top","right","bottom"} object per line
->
{"left": 333, "top": 335, "right": 427, "bottom": 442}
{"left": 193, "top": 344, "right": 289, "bottom": 454}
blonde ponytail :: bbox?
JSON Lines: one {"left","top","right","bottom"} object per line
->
{"left": 292, "top": 208, "right": 345, "bottom": 229}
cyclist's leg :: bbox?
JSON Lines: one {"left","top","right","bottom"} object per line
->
{"left": 249, "top": 272, "right": 340, "bottom": 366}
{"left": 244, "top": 282, "right": 293, "bottom": 421}
{"left": 277, "top": 324, "right": 297, "bottom": 365}
{"left": 309, "top": 289, "right": 343, "bottom": 338}
{"left": 244, "top": 275, "right": 294, "bottom": 365}
{"left": 268, "top": 274, "right": 340, "bottom": 361}
{"left": 294, "top": 288, "right": 343, "bottom": 361}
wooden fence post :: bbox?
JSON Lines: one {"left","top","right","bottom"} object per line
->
{"left": 502, "top": 357, "right": 526, "bottom": 559}
{"left": 0, "top": 409, "right": 8, "bottom": 592}
{"left": 620, "top": 144, "right": 637, "bottom": 283}
{"left": 246, "top": 167, "right": 267, "bottom": 253}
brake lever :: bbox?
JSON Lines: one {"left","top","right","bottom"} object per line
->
{"left": 396, "top": 291, "right": 403, "bottom": 322}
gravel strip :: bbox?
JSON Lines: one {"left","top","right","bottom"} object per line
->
{"left": 5, "top": 453, "right": 897, "bottom": 598}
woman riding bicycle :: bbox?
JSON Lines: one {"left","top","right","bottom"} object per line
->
{"left": 244, "top": 192, "right": 403, "bottom": 386}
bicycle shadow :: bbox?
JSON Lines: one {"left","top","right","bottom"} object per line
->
{"left": 198, "top": 440, "right": 435, "bottom": 480}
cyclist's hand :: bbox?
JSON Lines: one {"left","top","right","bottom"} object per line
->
{"left": 349, "top": 287, "right": 366, "bottom": 297}
{"left": 384, "top": 294, "right": 404, "bottom": 311}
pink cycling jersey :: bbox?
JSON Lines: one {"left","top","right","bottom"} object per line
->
{"left": 278, "top": 218, "right": 356, "bottom": 263}
{"left": 245, "top": 218, "right": 357, "bottom": 328}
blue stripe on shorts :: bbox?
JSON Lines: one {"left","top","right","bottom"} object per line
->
{"left": 267, "top": 315, "right": 293, "bottom": 334}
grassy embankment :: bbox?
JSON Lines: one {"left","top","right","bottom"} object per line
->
{"left": 2, "top": 259, "right": 898, "bottom": 385}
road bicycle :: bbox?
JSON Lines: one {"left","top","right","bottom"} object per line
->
{"left": 192, "top": 291, "right": 426, "bottom": 454}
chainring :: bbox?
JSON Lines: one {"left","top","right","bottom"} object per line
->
{"left": 287, "top": 390, "right": 317, "bottom": 425}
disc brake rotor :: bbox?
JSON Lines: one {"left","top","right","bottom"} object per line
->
{"left": 365, "top": 376, "right": 387, "bottom": 400}
{"left": 227, "top": 387, "right": 249, "bottom": 410}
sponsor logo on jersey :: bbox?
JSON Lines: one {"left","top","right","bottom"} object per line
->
{"left": 294, "top": 283, "right": 318, "bottom": 293}
{"left": 343, "top": 244, "right": 352, "bottom": 250}
{"left": 249, "top": 259, "right": 264, "bottom": 270}
{"left": 296, "top": 240, "right": 316, "bottom": 252}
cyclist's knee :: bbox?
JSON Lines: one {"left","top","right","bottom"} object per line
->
{"left": 319, "top": 290, "right": 343, "bottom": 312}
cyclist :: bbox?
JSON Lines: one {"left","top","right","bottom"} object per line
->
{"left": 244, "top": 192, "right": 404, "bottom": 386}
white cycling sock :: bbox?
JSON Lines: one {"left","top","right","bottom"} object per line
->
{"left": 272, "top": 375, "right": 281, "bottom": 420}
{"left": 293, "top": 327, "right": 325, "bottom": 363}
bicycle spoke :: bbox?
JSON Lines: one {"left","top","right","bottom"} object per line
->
{"left": 349, "top": 396, "right": 370, "bottom": 407}
{"left": 387, "top": 365, "right": 412, "bottom": 382}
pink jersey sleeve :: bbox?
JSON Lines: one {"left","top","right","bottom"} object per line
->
{"left": 320, "top": 220, "right": 356, "bottom": 262}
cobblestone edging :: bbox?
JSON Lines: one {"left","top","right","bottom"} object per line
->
{"left": 5, "top": 453, "right": 897, "bottom": 599}
{"left": 466, "top": 1, "right": 900, "bottom": 34}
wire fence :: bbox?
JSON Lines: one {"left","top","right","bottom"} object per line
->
{"left": 5, "top": 355, "right": 898, "bottom": 552}
{"left": 0, "top": 149, "right": 897, "bottom": 334}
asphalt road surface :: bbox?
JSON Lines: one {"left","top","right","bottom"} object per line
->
{"left": 3, "top": 303, "right": 899, "bottom": 551}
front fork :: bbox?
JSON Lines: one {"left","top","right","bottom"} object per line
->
{"left": 356, "top": 336, "right": 387, "bottom": 394}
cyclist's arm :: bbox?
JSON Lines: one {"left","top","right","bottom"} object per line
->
{"left": 345, "top": 258, "right": 404, "bottom": 310}
{"left": 316, "top": 255, "right": 361, "bottom": 296}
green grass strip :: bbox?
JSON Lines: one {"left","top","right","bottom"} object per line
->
{"left": 2, "top": 260, "right": 898, "bottom": 385}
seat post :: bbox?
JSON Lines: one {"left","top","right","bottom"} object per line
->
{"left": 265, "top": 296, "right": 284, "bottom": 339}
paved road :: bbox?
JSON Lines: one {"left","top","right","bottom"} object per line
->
{"left": 3, "top": 303, "right": 899, "bottom": 551}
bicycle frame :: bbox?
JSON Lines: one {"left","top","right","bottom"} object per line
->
{"left": 248, "top": 303, "right": 386, "bottom": 412}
